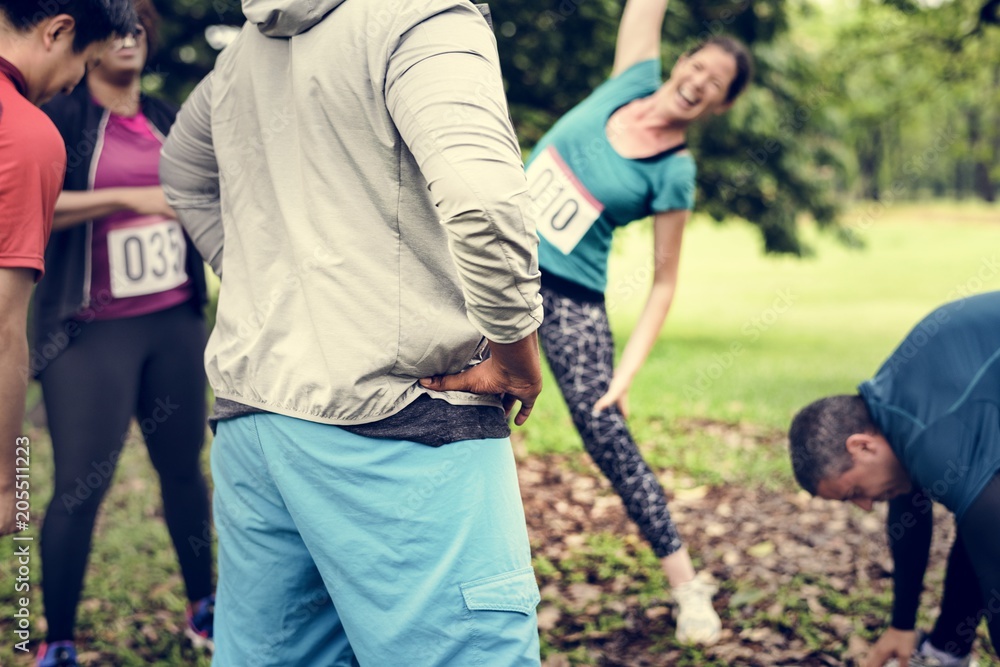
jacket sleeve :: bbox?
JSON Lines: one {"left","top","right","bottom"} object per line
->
{"left": 384, "top": 3, "right": 543, "bottom": 344}
{"left": 159, "top": 73, "right": 224, "bottom": 276}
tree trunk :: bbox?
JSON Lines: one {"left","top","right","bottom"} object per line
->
{"left": 967, "top": 108, "right": 996, "bottom": 202}
{"left": 857, "top": 125, "right": 882, "bottom": 200}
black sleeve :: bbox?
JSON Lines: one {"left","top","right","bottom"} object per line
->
{"left": 887, "top": 488, "right": 934, "bottom": 630}
{"left": 142, "top": 94, "right": 179, "bottom": 135}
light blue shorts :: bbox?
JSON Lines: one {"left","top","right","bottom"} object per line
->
{"left": 210, "top": 412, "right": 541, "bottom": 666}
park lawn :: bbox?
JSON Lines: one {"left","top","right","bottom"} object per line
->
{"left": 1, "top": 202, "right": 998, "bottom": 666}
{"left": 522, "top": 201, "right": 1000, "bottom": 486}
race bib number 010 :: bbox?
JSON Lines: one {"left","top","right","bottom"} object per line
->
{"left": 107, "top": 220, "right": 188, "bottom": 298}
{"left": 526, "top": 146, "right": 604, "bottom": 255}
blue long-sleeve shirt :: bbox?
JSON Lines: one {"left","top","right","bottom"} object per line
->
{"left": 859, "top": 291, "right": 1000, "bottom": 520}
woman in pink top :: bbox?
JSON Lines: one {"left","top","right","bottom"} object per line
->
{"left": 35, "top": 2, "right": 214, "bottom": 665}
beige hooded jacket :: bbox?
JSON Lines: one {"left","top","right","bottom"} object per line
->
{"left": 160, "top": 0, "right": 542, "bottom": 424}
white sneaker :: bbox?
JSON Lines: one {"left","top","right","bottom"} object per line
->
{"left": 672, "top": 572, "right": 722, "bottom": 645}
{"left": 885, "top": 631, "right": 977, "bottom": 667}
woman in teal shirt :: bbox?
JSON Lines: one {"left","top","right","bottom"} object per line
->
{"left": 527, "top": 0, "right": 752, "bottom": 645}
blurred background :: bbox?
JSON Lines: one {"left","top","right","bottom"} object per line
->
{"left": 149, "top": 0, "right": 1000, "bottom": 254}
{"left": 2, "top": 1, "right": 998, "bottom": 665}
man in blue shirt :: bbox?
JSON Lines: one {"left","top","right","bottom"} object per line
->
{"left": 789, "top": 291, "right": 1000, "bottom": 666}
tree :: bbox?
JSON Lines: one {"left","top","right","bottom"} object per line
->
{"left": 816, "top": 0, "right": 1000, "bottom": 204}
{"left": 144, "top": 0, "right": 243, "bottom": 102}
{"left": 143, "top": 0, "right": 996, "bottom": 256}
{"left": 493, "top": 0, "right": 843, "bottom": 254}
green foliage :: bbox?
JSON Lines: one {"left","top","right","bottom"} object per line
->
{"left": 522, "top": 203, "right": 1000, "bottom": 482}
{"left": 494, "top": 0, "right": 842, "bottom": 254}
{"left": 143, "top": 0, "right": 997, "bottom": 255}
{"left": 691, "top": 40, "right": 842, "bottom": 254}
{"left": 807, "top": 0, "right": 1000, "bottom": 202}
{"left": 143, "top": 0, "right": 844, "bottom": 253}
{"left": 143, "top": 0, "right": 243, "bottom": 101}
{"left": 3, "top": 207, "right": 999, "bottom": 665}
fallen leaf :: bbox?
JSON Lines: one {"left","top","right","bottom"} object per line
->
{"left": 536, "top": 605, "right": 562, "bottom": 632}
{"left": 674, "top": 485, "right": 709, "bottom": 501}
{"left": 566, "top": 582, "right": 602, "bottom": 606}
{"left": 747, "top": 541, "right": 775, "bottom": 558}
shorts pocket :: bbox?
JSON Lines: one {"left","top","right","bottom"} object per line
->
{"left": 460, "top": 566, "right": 540, "bottom": 615}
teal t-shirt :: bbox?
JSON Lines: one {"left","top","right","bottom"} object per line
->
{"left": 858, "top": 291, "right": 1000, "bottom": 520}
{"left": 525, "top": 59, "right": 696, "bottom": 294}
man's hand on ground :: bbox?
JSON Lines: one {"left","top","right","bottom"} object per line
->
{"left": 864, "top": 627, "right": 917, "bottom": 667}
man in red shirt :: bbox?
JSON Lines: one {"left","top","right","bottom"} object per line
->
{"left": 0, "top": 0, "right": 136, "bottom": 537}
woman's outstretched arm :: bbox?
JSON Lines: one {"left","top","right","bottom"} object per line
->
{"left": 611, "top": 0, "right": 671, "bottom": 77}
{"left": 593, "top": 208, "right": 686, "bottom": 416}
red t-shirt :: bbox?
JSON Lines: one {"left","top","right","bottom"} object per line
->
{"left": 0, "top": 57, "right": 65, "bottom": 280}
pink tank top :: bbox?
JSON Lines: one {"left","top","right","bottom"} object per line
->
{"left": 88, "top": 109, "right": 193, "bottom": 320}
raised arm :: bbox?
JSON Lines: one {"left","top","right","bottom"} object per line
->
{"left": 593, "top": 209, "right": 686, "bottom": 417}
{"left": 160, "top": 73, "right": 224, "bottom": 276}
{"left": 612, "top": 0, "right": 671, "bottom": 77}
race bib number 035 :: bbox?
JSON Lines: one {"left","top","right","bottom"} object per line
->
{"left": 107, "top": 220, "right": 188, "bottom": 298}
{"left": 526, "top": 146, "right": 604, "bottom": 255}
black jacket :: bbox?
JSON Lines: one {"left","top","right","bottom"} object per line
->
{"left": 31, "top": 84, "right": 208, "bottom": 375}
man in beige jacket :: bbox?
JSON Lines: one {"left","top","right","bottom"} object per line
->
{"left": 160, "top": 0, "right": 545, "bottom": 664}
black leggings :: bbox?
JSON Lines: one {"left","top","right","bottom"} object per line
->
{"left": 538, "top": 285, "right": 682, "bottom": 558}
{"left": 954, "top": 473, "right": 1000, "bottom": 655}
{"left": 889, "top": 490, "right": 984, "bottom": 655}
{"left": 39, "top": 304, "right": 212, "bottom": 642}
{"left": 927, "top": 532, "right": 984, "bottom": 656}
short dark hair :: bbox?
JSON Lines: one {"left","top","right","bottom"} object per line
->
{"left": 0, "top": 0, "right": 137, "bottom": 52}
{"left": 686, "top": 36, "right": 753, "bottom": 103}
{"left": 133, "top": 0, "right": 160, "bottom": 58}
{"left": 788, "top": 395, "right": 877, "bottom": 495}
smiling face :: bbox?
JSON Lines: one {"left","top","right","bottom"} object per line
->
{"left": 815, "top": 433, "right": 913, "bottom": 511}
{"left": 660, "top": 44, "right": 738, "bottom": 123}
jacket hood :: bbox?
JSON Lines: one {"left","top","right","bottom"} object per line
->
{"left": 242, "top": 0, "right": 347, "bottom": 37}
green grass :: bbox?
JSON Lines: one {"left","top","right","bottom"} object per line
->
{"left": 521, "top": 201, "right": 1000, "bottom": 485}
{"left": 1, "top": 202, "right": 998, "bottom": 665}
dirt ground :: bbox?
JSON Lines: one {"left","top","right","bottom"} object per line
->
{"left": 515, "top": 422, "right": 982, "bottom": 667}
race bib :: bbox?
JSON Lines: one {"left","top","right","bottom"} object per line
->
{"left": 526, "top": 146, "right": 604, "bottom": 255}
{"left": 107, "top": 220, "right": 188, "bottom": 298}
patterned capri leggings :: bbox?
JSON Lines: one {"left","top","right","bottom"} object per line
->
{"left": 538, "top": 284, "right": 683, "bottom": 558}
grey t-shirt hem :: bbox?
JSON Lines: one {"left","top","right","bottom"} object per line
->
{"left": 211, "top": 394, "right": 510, "bottom": 446}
